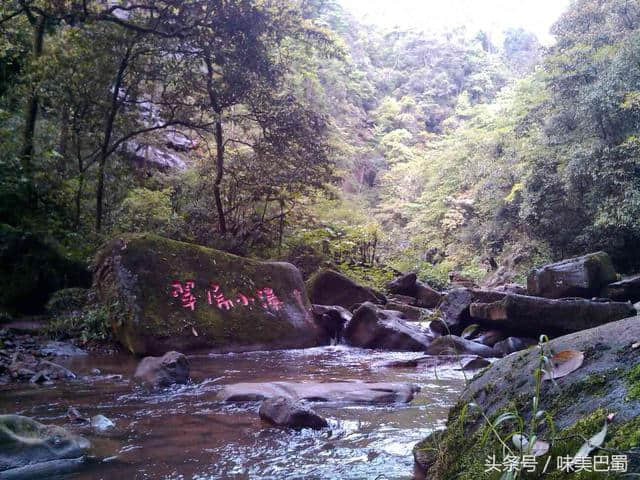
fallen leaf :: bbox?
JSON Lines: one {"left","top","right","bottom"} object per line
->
{"left": 571, "top": 420, "right": 607, "bottom": 466}
{"left": 542, "top": 349, "right": 584, "bottom": 381}
{"left": 191, "top": 327, "right": 199, "bottom": 337}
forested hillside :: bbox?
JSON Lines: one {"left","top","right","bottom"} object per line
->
{"left": 2, "top": 0, "right": 640, "bottom": 290}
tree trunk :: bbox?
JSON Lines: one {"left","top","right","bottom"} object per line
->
{"left": 96, "top": 51, "right": 129, "bottom": 233}
{"left": 20, "top": 15, "right": 46, "bottom": 207}
{"left": 213, "top": 119, "right": 227, "bottom": 234}
{"left": 58, "top": 102, "right": 69, "bottom": 170}
{"left": 204, "top": 53, "right": 227, "bottom": 235}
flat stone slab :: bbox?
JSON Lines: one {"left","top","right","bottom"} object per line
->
{"left": 217, "top": 381, "right": 420, "bottom": 404}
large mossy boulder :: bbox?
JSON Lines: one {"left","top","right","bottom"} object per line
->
{"left": 0, "top": 224, "right": 91, "bottom": 315}
{"left": 307, "top": 269, "right": 385, "bottom": 310}
{"left": 0, "top": 415, "right": 90, "bottom": 477}
{"left": 527, "top": 251, "right": 617, "bottom": 299}
{"left": 93, "top": 233, "right": 326, "bottom": 355}
{"left": 414, "top": 316, "right": 640, "bottom": 479}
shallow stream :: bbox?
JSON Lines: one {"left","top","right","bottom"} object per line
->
{"left": 0, "top": 346, "right": 467, "bottom": 480}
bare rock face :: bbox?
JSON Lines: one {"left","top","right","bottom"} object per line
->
{"left": 386, "top": 273, "right": 441, "bottom": 308}
{"left": 308, "top": 270, "right": 386, "bottom": 310}
{"left": 386, "top": 273, "right": 418, "bottom": 295}
{"left": 218, "top": 381, "right": 420, "bottom": 404}
{"left": 134, "top": 351, "right": 190, "bottom": 388}
{"left": 469, "top": 293, "right": 636, "bottom": 337}
{"left": 387, "top": 294, "right": 417, "bottom": 305}
{"left": 94, "top": 233, "right": 324, "bottom": 355}
{"left": 414, "top": 282, "right": 442, "bottom": 308}
{"left": 258, "top": 396, "right": 328, "bottom": 430}
{"left": 344, "top": 302, "right": 433, "bottom": 351}
{"left": 527, "top": 251, "right": 617, "bottom": 299}
{"left": 385, "top": 301, "right": 432, "bottom": 321}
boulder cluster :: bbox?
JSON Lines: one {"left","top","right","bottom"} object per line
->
{"left": 309, "top": 251, "right": 638, "bottom": 359}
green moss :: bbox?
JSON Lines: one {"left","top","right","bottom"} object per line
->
{"left": 337, "top": 262, "right": 396, "bottom": 291}
{"left": 95, "top": 233, "right": 314, "bottom": 354}
{"left": 625, "top": 363, "right": 640, "bottom": 401}
{"left": 606, "top": 416, "right": 640, "bottom": 450}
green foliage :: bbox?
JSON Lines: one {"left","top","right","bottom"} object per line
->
{"left": 44, "top": 306, "right": 111, "bottom": 343}
{"left": 114, "top": 187, "right": 182, "bottom": 238}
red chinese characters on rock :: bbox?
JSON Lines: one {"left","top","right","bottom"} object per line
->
{"left": 257, "top": 287, "right": 284, "bottom": 311}
{"left": 207, "top": 283, "right": 234, "bottom": 311}
{"left": 171, "top": 280, "right": 196, "bottom": 311}
{"left": 170, "top": 280, "right": 285, "bottom": 312}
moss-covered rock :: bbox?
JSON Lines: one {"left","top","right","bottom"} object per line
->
{"left": 0, "top": 224, "right": 91, "bottom": 314}
{"left": 93, "top": 233, "right": 326, "bottom": 355}
{"left": 415, "top": 316, "right": 640, "bottom": 479}
{"left": 0, "top": 414, "right": 90, "bottom": 476}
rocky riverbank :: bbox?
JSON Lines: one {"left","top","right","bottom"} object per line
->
{"left": 2, "top": 231, "right": 640, "bottom": 478}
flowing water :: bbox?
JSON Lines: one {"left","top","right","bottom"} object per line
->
{"left": 0, "top": 346, "right": 467, "bottom": 480}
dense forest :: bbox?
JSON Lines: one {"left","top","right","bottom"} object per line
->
{"left": 2, "top": 0, "right": 640, "bottom": 286}
{"left": 3, "top": 2, "right": 640, "bottom": 479}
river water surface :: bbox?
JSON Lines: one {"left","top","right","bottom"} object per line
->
{"left": 0, "top": 346, "right": 467, "bottom": 480}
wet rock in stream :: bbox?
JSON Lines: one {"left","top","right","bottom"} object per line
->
{"left": 218, "top": 381, "right": 420, "bottom": 404}
{"left": 259, "top": 396, "right": 328, "bottom": 430}
{"left": 0, "top": 414, "right": 91, "bottom": 479}
{"left": 134, "top": 351, "right": 190, "bottom": 389}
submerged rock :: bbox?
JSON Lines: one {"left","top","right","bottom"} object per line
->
{"left": 134, "top": 351, "right": 190, "bottom": 388}
{"left": 415, "top": 315, "right": 640, "bottom": 478}
{"left": 344, "top": 302, "right": 433, "bottom": 351}
{"left": 380, "top": 355, "right": 490, "bottom": 371}
{"left": 90, "top": 415, "right": 115, "bottom": 432}
{"left": 0, "top": 415, "right": 90, "bottom": 477}
{"left": 259, "top": 396, "right": 328, "bottom": 430}
{"left": 527, "top": 251, "right": 617, "bottom": 299}
{"left": 425, "top": 335, "right": 497, "bottom": 358}
{"left": 308, "top": 269, "right": 385, "bottom": 310}
{"left": 218, "top": 381, "right": 420, "bottom": 404}
{"left": 94, "top": 233, "right": 325, "bottom": 354}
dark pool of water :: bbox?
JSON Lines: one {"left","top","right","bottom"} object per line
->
{"left": 0, "top": 346, "right": 467, "bottom": 480}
